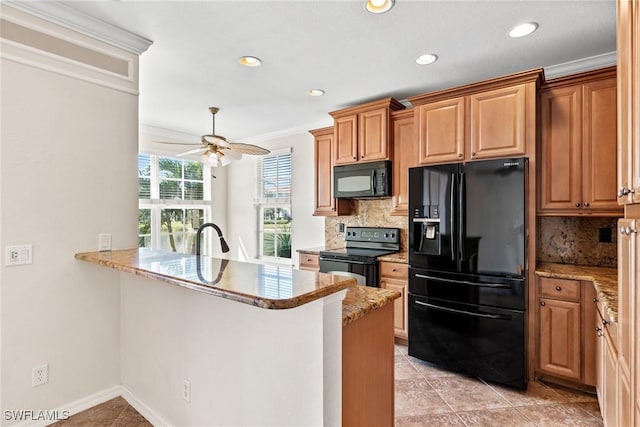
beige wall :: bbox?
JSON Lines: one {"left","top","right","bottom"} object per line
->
{"left": 1, "top": 6, "right": 140, "bottom": 422}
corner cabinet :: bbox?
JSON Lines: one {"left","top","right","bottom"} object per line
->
{"left": 538, "top": 68, "right": 622, "bottom": 216}
{"left": 536, "top": 276, "right": 597, "bottom": 385}
{"left": 330, "top": 98, "right": 405, "bottom": 165}
{"left": 310, "top": 127, "right": 351, "bottom": 216}
{"left": 390, "top": 110, "right": 417, "bottom": 216}
{"left": 379, "top": 261, "right": 408, "bottom": 341}
{"left": 409, "top": 69, "right": 540, "bottom": 165}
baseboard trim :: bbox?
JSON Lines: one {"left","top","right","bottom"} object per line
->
{"left": 120, "top": 387, "right": 172, "bottom": 427}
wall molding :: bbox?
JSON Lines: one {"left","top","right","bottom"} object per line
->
{"left": 3, "top": 1, "right": 152, "bottom": 55}
{"left": 544, "top": 51, "right": 617, "bottom": 80}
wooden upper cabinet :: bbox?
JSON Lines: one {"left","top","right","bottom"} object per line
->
{"left": 415, "top": 97, "right": 465, "bottom": 164}
{"left": 391, "top": 110, "right": 417, "bottom": 216}
{"left": 310, "top": 127, "right": 351, "bottom": 216}
{"left": 469, "top": 84, "right": 527, "bottom": 160}
{"left": 409, "top": 68, "right": 540, "bottom": 165}
{"left": 330, "top": 98, "right": 405, "bottom": 166}
{"left": 538, "top": 69, "right": 622, "bottom": 216}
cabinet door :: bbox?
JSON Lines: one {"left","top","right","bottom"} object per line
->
{"left": 469, "top": 83, "right": 527, "bottom": 160}
{"left": 299, "top": 253, "right": 320, "bottom": 272}
{"left": 583, "top": 78, "right": 621, "bottom": 213}
{"left": 359, "top": 107, "right": 389, "bottom": 162}
{"left": 391, "top": 112, "right": 416, "bottom": 215}
{"left": 312, "top": 128, "right": 351, "bottom": 216}
{"left": 618, "top": 218, "right": 636, "bottom": 387}
{"left": 538, "top": 86, "right": 583, "bottom": 212}
{"left": 539, "top": 297, "right": 582, "bottom": 380}
{"left": 334, "top": 115, "right": 358, "bottom": 165}
{"left": 603, "top": 329, "right": 618, "bottom": 427}
{"left": 380, "top": 277, "right": 407, "bottom": 340}
{"left": 583, "top": 283, "right": 598, "bottom": 387}
{"left": 416, "top": 97, "right": 465, "bottom": 164}
{"left": 617, "top": 0, "right": 634, "bottom": 205}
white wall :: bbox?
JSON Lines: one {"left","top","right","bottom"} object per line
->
{"left": 0, "top": 6, "right": 141, "bottom": 423}
{"left": 226, "top": 132, "right": 325, "bottom": 266}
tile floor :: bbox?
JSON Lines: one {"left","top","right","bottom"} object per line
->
{"left": 53, "top": 345, "right": 604, "bottom": 426}
{"left": 395, "top": 344, "right": 603, "bottom": 427}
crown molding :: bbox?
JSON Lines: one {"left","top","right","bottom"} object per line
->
{"left": 544, "top": 51, "right": 616, "bottom": 80}
{"left": 3, "top": 1, "right": 152, "bottom": 55}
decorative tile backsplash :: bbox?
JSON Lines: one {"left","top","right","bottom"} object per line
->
{"left": 324, "top": 199, "right": 408, "bottom": 251}
{"left": 537, "top": 217, "right": 619, "bottom": 267}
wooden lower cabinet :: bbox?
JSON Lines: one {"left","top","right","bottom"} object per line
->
{"left": 595, "top": 298, "right": 619, "bottom": 427}
{"left": 298, "top": 253, "right": 320, "bottom": 272}
{"left": 536, "top": 277, "right": 597, "bottom": 384}
{"left": 343, "top": 303, "right": 394, "bottom": 427}
{"left": 379, "top": 261, "right": 408, "bottom": 341}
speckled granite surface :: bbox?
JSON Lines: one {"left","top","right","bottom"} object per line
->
{"left": 536, "top": 262, "right": 618, "bottom": 321}
{"left": 377, "top": 252, "right": 408, "bottom": 263}
{"left": 75, "top": 248, "right": 356, "bottom": 310}
{"left": 342, "top": 286, "right": 400, "bottom": 326}
{"left": 538, "top": 217, "right": 619, "bottom": 267}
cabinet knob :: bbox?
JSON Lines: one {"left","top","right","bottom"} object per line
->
{"left": 575, "top": 203, "right": 581, "bottom": 207}
{"left": 360, "top": 155, "right": 364, "bottom": 159}
{"left": 618, "top": 186, "right": 635, "bottom": 197}
{"left": 555, "top": 286, "right": 562, "bottom": 292}
{"left": 593, "top": 298, "right": 598, "bottom": 303}
{"left": 392, "top": 268, "right": 397, "bottom": 272}
{"left": 458, "top": 153, "right": 463, "bottom": 158}
{"left": 540, "top": 301, "right": 545, "bottom": 306}
{"left": 471, "top": 152, "right": 476, "bottom": 157}
{"left": 352, "top": 156, "right": 356, "bottom": 159}
{"left": 584, "top": 202, "right": 590, "bottom": 207}
{"left": 602, "top": 319, "right": 609, "bottom": 326}
{"left": 595, "top": 326, "right": 603, "bottom": 337}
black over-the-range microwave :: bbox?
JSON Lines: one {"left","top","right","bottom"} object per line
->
{"left": 333, "top": 160, "right": 391, "bottom": 199}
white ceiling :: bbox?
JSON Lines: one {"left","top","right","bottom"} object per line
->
{"left": 33, "top": 1, "right": 617, "bottom": 142}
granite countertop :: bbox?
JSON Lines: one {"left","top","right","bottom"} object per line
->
{"left": 342, "top": 286, "right": 400, "bottom": 326}
{"left": 75, "top": 248, "right": 356, "bottom": 310}
{"left": 536, "top": 262, "right": 618, "bottom": 321}
{"left": 377, "top": 252, "right": 408, "bottom": 263}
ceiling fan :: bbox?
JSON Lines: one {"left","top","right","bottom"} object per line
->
{"left": 154, "top": 107, "right": 270, "bottom": 167}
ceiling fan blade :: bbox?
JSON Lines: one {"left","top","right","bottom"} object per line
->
{"left": 176, "top": 146, "right": 208, "bottom": 157}
{"left": 152, "top": 140, "right": 200, "bottom": 146}
{"left": 228, "top": 142, "right": 270, "bottom": 155}
{"left": 202, "top": 134, "right": 230, "bottom": 148}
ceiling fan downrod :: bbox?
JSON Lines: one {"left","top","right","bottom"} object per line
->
{"left": 209, "top": 106, "right": 219, "bottom": 135}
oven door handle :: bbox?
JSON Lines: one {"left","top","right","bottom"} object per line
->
{"left": 319, "top": 256, "right": 372, "bottom": 265}
{"left": 414, "top": 273, "right": 512, "bottom": 289}
{"left": 414, "top": 300, "right": 508, "bottom": 320}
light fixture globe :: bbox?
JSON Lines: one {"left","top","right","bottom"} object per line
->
{"left": 365, "top": 0, "right": 395, "bottom": 14}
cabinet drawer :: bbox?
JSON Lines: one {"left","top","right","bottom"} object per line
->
{"left": 379, "top": 262, "right": 408, "bottom": 279}
{"left": 538, "top": 277, "right": 581, "bottom": 300}
{"left": 299, "top": 253, "right": 320, "bottom": 270}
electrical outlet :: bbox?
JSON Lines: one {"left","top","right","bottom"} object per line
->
{"left": 98, "top": 234, "right": 112, "bottom": 251}
{"left": 183, "top": 379, "right": 191, "bottom": 402}
{"left": 32, "top": 364, "right": 48, "bottom": 387}
{"left": 5, "top": 245, "right": 32, "bottom": 266}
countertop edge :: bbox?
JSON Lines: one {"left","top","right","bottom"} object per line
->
{"left": 342, "top": 286, "right": 401, "bottom": 327}
{"left": 75, "top": 250, "right": 356, "bottom": 310}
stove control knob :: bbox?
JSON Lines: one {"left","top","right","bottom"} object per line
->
{"left": 384, "top": 233, "right": 389, "bottom": 238}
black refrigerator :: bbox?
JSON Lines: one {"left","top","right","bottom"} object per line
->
{"left": 408, "top": 157, "right": 527, "bottom": 389}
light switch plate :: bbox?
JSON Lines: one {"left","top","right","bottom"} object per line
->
{"left": 98, "top": 234, "right": 112, "bottom": 251}
{"left": 5, "top": 245, "right": 33, "bottom": 266}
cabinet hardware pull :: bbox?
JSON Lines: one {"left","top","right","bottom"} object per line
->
{"left": 602, "top": 319, "right": 609, "bottom": 326}
{"left": 618, "top": 186, "right": 635, "bottom": 197}
{"left": 595, "top": 326, "right": 603, "bottom": 337}
{"left": 392, "top": 268, "right": 397, "bottom": 272}
{"left": 471, "top": 152, "right": 476, "bottom": 157}
{"left": 555, "top": 286, "right": 562, "bottom": 291}
{"left": 540, "top": 301, "right": 545, "bottom": 306}
{"left": 593, "top": 298, "right": 598, "bottom": 303}
{"left": 575, "top": 203, "right": 581, "bottom": 207}
{"left": 458, "top": 153, "right": 463, "bottom": 158}
{"left": 584, "top": 202, "right": 590, "bottom": 207}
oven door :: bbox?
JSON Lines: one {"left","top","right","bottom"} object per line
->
{"left": 408, "top": 293, "right": 526, "bottom": 389}
{"left": 318, "top": 257, "right": 378, "bottom": 287}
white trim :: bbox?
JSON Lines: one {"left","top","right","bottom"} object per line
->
{"left": 140, "top": 125, "right": 200, "bottom": 143}
{"left": 544, "top": 51, "right": 617, "bottom": 80}
{"left": 3, "top": 1, "right": 153, "bottom": 55}
{"left": 120, "top": 386, "right": 172, "bottom": 427}
{"left": 232, "top": 118, "right": 332, "bottom": 144}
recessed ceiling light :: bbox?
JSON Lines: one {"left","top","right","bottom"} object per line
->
{"left": 508, "top": 22, "right": 539, "bottom": 38}
{"left": 307, "top": 89, "right": 325, "bottom": 97}
{"left": 416, "top": 53, "right": 438, "bottom": 65}
{"left": 365, "top": 0, "right": 394, "bottom": 14}
{"left": 239, "top": 56, "right": 262, "bottom": 67}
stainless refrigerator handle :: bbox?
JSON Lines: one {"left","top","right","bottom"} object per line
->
{"left": 414, "top": 300, "right": 506, "bottom": 320}
{"left": 450, "top": 172, "right": 455, "bottom": 261}
{"left": 414, "top": 273, "right": 512, "bottom": 289}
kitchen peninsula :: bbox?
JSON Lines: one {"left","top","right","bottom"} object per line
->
{"left": 75, "top": 248, "right": 399, "bottom": 426}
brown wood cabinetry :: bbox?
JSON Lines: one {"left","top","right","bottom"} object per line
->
{"left": 538, "top": 69, "right": 621, "bottom": 216}
{"left": 391, "top": 110, "right": 417, "bottom": 216}
{"left": 330, "top": 98, "right": 404, "bottom": 165}
{"left": 409, "top": 69, "right": 540, "bottom": 165}
{"left": 379, "top": 261, "right": 408, "bottom": 341}
{"left": 298, "top": 253, "right": 320, "bottom": 272}
{"left": 310, "top": 127, "right": 351, "bottom": 216}
{"left": 536, "top": 277, "right": 597, "bottom": 384}
{"left": 595, "top": 297, "right": 619, "bottom": 427}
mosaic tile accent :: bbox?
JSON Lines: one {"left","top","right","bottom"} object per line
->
{"left": 537, "top": 217, "right": 619, "bottom": 267}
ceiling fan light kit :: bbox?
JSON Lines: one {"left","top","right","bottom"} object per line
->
{"left": 153, "top": 106, "right": 270, "bottom": 167}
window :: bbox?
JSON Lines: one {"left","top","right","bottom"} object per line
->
{"left": 138, "top": 154, "right": 212, "bottom": 255}
{"left": 257, "top": 150, "right": 292, "bottom": 260}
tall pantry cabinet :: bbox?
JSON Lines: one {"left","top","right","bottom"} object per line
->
{"left": 616, "top": 1, "right": 640, "bottom": 425}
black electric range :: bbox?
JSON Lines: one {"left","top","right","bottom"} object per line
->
{"left": 319, "top": 227, "right": 400, "bottom": 286}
